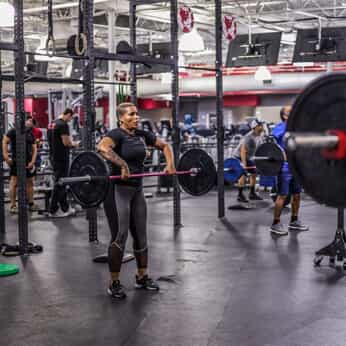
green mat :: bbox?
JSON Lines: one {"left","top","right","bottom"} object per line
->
{"left": 0, "top": 263, "right": 19, "bottom": 277}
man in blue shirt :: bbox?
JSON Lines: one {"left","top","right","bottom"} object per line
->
{"left": 270, "top": 106, "right": 309, "bottom": 236}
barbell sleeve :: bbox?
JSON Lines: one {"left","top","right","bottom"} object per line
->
{"left": 251, "top": 156, "right": 271, "bottom": 161}
{"left": 285, "top": 132, "right": 340, "bottom": 151}
{"left": 58, "top": 175, "right": 93, "bottom": 185}
{"left": 251, "top": 156, "right": 283, "bottom": 161}
{"left": 223, "top": 166, "right": 256, "bottom": 172}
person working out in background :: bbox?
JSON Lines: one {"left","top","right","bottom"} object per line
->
{"left": 233, "top": 118, "right": 264, "bottom": 203}
{"left": 32, "top": 118, "right": 43, "bottom": 167}
{"left": 181, "top": 114, "right": 196, "bottom": 141}
{"left": 2, "top": 115, "right": 38, "bottom": 213}
{"left": 48, "top": 108, "right": 79, "bottom": 217}
{"left": 270, "top": 106, "right": 309, "bottom": 236}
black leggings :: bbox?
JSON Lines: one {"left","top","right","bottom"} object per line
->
{"left": 104, "top": 183, "right": 148, "bottom": 273}
{"left": 49, "top": 160, "right": 69, "bottom": 213}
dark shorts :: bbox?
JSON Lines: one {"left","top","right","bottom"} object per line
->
{"left": 9, "top": 162, "right": 36, "bottom": 178}
{"left": 234, "top": 158, "right": 257, "bottom": 175}
{"left": 244, "top": 159, "right": 256, "bottom": 175}
{"left": 277, "top": 163, "right": 301, "bottom": 196}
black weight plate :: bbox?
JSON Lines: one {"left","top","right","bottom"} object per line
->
{"left": 177, "top": 149, "right": 216, "bottom": 196}
{"left": 69, "top": 151, "right": 110, "bottom": 208}
{"left": 287, "top": 73, "right": 346, "bottom": 207}
{"left": 255, "top": 142, "right": 284, "bottom": 176}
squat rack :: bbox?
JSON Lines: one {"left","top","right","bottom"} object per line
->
{"left": 0, "top": 0, "right": 225, "bottom": 254}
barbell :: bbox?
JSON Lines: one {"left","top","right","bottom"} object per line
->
{"left": 58, "top": 143, "right": 284, "bottom": 208}
{"left": 284, "top": 73, "right": 346, "bottom": 208}
{"left": 224, "top": 141, "right": 285, "bottom": 184}
{"left": 60, "top": 148, "right": 216, "bottom": 207}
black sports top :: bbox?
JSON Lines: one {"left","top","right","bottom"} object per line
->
{"left": 105, "top": 128, "right": 156, "bottom": 187}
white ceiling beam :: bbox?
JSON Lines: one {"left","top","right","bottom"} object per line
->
{"left": 24, "top": 0, "right": 109, "bottom": 14}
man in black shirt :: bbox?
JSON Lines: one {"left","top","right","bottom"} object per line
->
{"left": 48, "top": 108, "right": 79, "bottom": 217}
{"left": 2, "top": 115, "right": 37, "bottom": 213}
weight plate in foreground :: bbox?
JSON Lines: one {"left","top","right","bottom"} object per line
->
{"left": 287, "top": 73, "right": 346, "bottom": 207}
{"left": 255, "top": 142, "right": 284, "bottom": 176}
{"left": 177, "top": 149, "right": 216, "bottom": 196}
{"left": 69, "top": 151, "right": 110, "bottom": 208}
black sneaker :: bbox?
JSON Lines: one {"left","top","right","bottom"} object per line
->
{"left": 249, "top": 192, "right": 263, "bottom": 201}
{"left": 135, "top": 275, "right": 160, "bottom": 291}
{"left": 107, "top": 280, "right": 127, "bottom": 300}
{"left": 237, "top": 194, "right": 249, "bottom": 203}
{"left": 288, "top": 220, "right": 309, "bottom": 231}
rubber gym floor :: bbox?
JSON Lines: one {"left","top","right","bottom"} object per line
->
{"left": 1, "top": 188, "right": 345, "bottom": 346}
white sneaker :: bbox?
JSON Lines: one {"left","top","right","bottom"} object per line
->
{"left": 270, "top": 223, "right": 288, "bottom": 236}
{"left": 65, "top": 207, "right": 76, "bottom": 216}
{"left": 48, "top": 210, "right": 68, "bottom": 218}
{"left": 288, "top": 220, "right": 309, "bottom": 231}
{"left": 73, "top": 204, "right": 83, "bottom": 212}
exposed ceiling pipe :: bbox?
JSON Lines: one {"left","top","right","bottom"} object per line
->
{"left": 24, "top": 0, "right": 109, "bottom": 14}
{"left": 1, "top": 72, "right": 325, "bottom": 97}
{"left": 288, "top": 9, "right": 346, "bottom": 21}
{"left": 136, "top": 72, "right": 325, "bottom": 97}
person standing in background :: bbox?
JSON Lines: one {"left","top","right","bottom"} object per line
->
{"left": 270, "top": 106, "right": 309, "bottom": 236}
{"left": 48, "top": 108, "right": 79, "bottom": 217}
{"left": 32, "top": 118, "right": 43, "bottom": 167}
{"left": 2, "top": 115, "right": 38, "bottom": 213}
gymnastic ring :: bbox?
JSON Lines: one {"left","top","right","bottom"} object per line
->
{"left": 45, "top": 35, "right": 56, "bottom": 57}
{"left": 74, "top": 33, "right": 87, "bottom": 56}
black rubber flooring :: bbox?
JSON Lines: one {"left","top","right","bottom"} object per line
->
{"left": 0, "top": 190, "right": 345, "bottom": 346}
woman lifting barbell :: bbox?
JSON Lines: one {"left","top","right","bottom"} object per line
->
{"left": 97, "top": 102, "right": 175, "bottom": 300}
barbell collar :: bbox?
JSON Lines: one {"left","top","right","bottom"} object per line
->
{"left": 285, "top": 132, "right": 340, "bottom": 151}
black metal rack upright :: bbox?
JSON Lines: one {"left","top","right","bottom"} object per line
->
{"left": 0, "top": 51, "right": 5, "bottom": 234}
{"left": 129, "top": 0, "right": 182, "bottom": 228}
{"left": 129, "top": 1, "right": 137, "bottom": 104}
{"left": 82, "top": 0, "right": 98, "bottom": 242}
{"left": 14, "top": 0, "right": 29, "bottom": 254}
{"left": 170, "top": 0, "right": 182, "bottom": 228}
{"left": 215, "top": 0, "right": 225, "bottom": 218}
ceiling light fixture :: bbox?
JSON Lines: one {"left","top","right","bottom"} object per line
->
{"left": 34, "top": 38, "right": 60, "bottom": 62}
{"left": 179, "top": 27, "right": 205, "bottom": 53}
